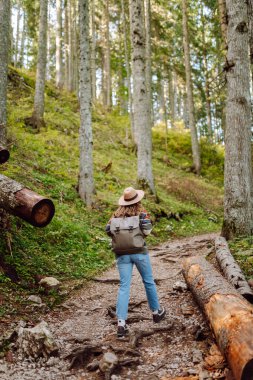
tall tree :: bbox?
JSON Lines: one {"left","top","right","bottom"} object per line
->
{"left": 79, "top": 0, "right": 95, "bottom": 206}
{"left": 121, "top": 0, "right": 134, "bottom": 138}
{"left": 90, "top": 0, "right": 96, "bottom": 101}
{"left": 222, "top": 0, "right": 253, "bottom": 239}
{"left": 218, "top": 0, "right": 227, "bottom": 49}
{"left": 182, "top": 0, "right": 201, "bottom": 174}
{"left": 30, "top": 0, "right": 48, "bottom": 129}
{"left": 56, "top": 0, "right": 64, "bottom": 88}
{"left": 144, "top": 0, "right": 152, "bottom": 128}
{"left": 101, "top": 0, "right": 111, "bottom": 108}
{"left": 0, "top": 0, "right": 10, "bottom": 145}
{"left": 129, "top": 0, "right": 155, "bottom": 194}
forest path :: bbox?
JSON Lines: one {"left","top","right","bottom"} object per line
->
{"left": 2, "top": 233, "right": 234, "bottom": 380}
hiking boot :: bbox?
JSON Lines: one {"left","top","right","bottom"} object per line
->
{"left": 117, "top": 325, "right": 129, "bottom": 338}
{"left": 153, "top": 307, "right": 166, "bottom": 323}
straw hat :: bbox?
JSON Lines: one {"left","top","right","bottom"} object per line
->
{"left": 118, "top": 187, "right": 145, "bottom": 206}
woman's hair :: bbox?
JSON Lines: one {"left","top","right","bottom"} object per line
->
{"left": 113, "top": 202, "right": 144, "bottom": 218}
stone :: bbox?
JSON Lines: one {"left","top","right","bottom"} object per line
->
{"left": 27, "top": 295, "right": 42, "bottom": 304}
{"left": 99, "top": 352, "right": 118, "bottom": 373}
{"left": 192, "top": 349, "right": 203, "bottom": 364}
{"left": 39, "top": 277, "right": 60, "bottom": 290}
{"left": 17, "top": 321, "right": 58, "bottom": 359}
{"left": 173, "top": 281, "right": 188, "bottom": 292}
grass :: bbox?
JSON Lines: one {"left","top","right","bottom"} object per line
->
{"left": 0, "top": 66, "right": 225, "bottom": 321}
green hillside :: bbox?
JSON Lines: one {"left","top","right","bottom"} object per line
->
{"left": 0, "top": 68, "right": 224, "bottom": 317}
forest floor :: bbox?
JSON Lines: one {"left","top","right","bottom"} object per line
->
{"left": 0, "top": 233, "right": 236, "bottom": 380}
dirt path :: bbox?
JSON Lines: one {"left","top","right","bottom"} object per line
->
{"left": 0, "top": 233, "right": 234, "bottom": 380}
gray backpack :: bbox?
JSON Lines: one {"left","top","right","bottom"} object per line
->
{"left": 110, "top": 216, "right": 145, "bottom": 255}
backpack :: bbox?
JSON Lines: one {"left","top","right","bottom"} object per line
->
{"left": 109, "top": 215, "right": 145, "bottom": 254}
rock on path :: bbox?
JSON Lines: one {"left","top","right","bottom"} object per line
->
{"left": 0, "top": 233, "right": 233, "bottom": 380}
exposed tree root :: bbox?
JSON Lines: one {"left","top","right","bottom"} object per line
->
{"left": 64, "top": 343, "right": 102, "bottom": 369}
{"left": 129, "top": 323, "right": 174, "bottom": 348}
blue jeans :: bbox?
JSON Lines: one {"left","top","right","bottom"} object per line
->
{"left": 116, "top": 253, "right": 160, "bottom": 321}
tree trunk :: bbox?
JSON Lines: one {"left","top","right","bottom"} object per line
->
{"left": 201, "top": 6, "right": 212, "bottom": 143}
{"left": 72, "top": 0, "right": 79, "bottom": 93}
{"left": 31, "top": 0, "right": 48, "bottom": 130}
{"left": 56, "top": 0, "right": 63, "bottom": 88}
{"left": 79, "top": 0, "right": 95, "bottom": 207}
{"left": 68, "top": 0, "right": 74, "bottom": 92}
{"left": 19, "top": 11, "right": 26, "bottom": 68}
{"left": 182, "top": 0, "right": 201, "bottom": 175}
{"left": 144, "top": 0, "right": 152, "bottom": 128}
{"left": 0, "top": 0, "right": 10, "bottom": 145}
{"left": 0, "top": 175, "right": 55, "bottom": 227}
{"left": 248, "top": 0, "right": 253, "bottom": 64}
{"left": 129, "top": 0, "right": 155, "bottom": 194}
{"left": 168, "top": 71, "right": 175, "bottom": 127}
{"left": 102, "top": 0, "right": 111, "bottom": 109}
{"left": 90, "top": 0, "right": 96, "bottom": 101}
{"left": 64, "top": 0, "right": 69, "bottom": 89}
{"left": 218, "top": 0, "right": 227, "bottom": 49}
{"left": 14, "top": 2, "right": 21, "bottom": 67}
{"left": 215, "top": 236, "right": 253, "bottom": 303}
{"left": 182, "top": 256, "right": 253, "bottom": 380}
{"left": 222, "top": 0, "right": 253, "bottom": 239}
{"left": 121, "top": 0, "right": 134, "bottom": 140}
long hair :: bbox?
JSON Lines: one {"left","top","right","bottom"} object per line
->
{"left": 113, "top": 202, "right": 144, "bottom": 218}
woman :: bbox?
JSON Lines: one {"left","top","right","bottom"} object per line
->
{"left": 106, "top": 187, "right": 166, "bottom": 337}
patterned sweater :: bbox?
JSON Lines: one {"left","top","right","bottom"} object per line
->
{"left": 105, "top": 209, "right": 152, "bottom": 236}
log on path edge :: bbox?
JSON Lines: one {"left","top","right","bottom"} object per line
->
{"left": 0, "top": 174, "right": 55, "bottom": 227}
{"left": 215, "top": 236, "right": 253, "bottom": 303}
{"left": 0, "top": 145, "right": 10, "bottom": 164}
{"left": 182, "top": 255, "right": 253, "bottom": 380}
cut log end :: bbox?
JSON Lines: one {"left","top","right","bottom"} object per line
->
{"left": 0, "top": 147, "right": 10, "bottom": 164}
{"left": 15, "top": 189, "right": 55, "bottom": 227}
{"left": 242, "top": 359, "right": 253, "bottom": 380}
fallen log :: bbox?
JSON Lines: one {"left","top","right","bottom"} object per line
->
{"left": 215, "top": 236, "right": 253, "bottom": 303}
{"left": 0, "top": 174, "right": 55, "bottom": 227}
{"left": 182, "top": 256, "right": 253, "bottom": 380}
{"left": 0, "top": 146, "right": 10, "bottom": 164}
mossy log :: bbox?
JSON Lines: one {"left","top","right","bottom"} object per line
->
{"left": 0, "top": 146, "right": 10, "bottom": 164}
{"left": 0, "top": 174, "right": 55, "bottom": 227}
{"left": 215, "top": 236, "right": 253, "bottom": 303}
{"left": 182, "top": 256, "right": 253, "bottom": 380}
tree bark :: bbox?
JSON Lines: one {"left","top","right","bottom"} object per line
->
{"left": 19, "top": 11, "right": 26, "bottom": 68}
{"left": 144, "top": 0, "right": 152, "bottom": 128}
{"left": 90, "top": 0, "right": 96, "bottom": 101}
{"left": 121, "top": 0, "right": 134, "bottom": 139}
{"left": 182, "top": 256, "right": 253, "bottom": 380}
{"left": 248, "top": 0, "right": 253, "bottom": 64}
{"left": 64, "top": 0, "right": 69, "bottom": 89}
{"left": 215, "top": 236, "right": 253, "bottom": 303}
{"left": 129, "top": 0, "right": 155, "bottom": 194}
{"left": 31, "top": 0, "right": 48, "bottom": 130}
{"left": 56, "top": 0, "right": 64, "bottom": 88}
{"left": 218, "top": 0, "right": 227, "bottom": 49}
{"left": 0, "top": 175, "right": 55, "bottom": 227}
{"left": 14, "top": 2, "right": 21, "bottom": 67}
{"left": 79, "top": 0, "right": 95, "bottom": 207}
{"left": 0, "top": 0, "right": 10, "bottom": 145}
{"left": 182, "top": 0, "right": 201, "bottom": 175}
{"left": 101, "top": 0, "right": 111, "bottom": 108}
{"left": 222, "top": 0, "right": 253, "bottom": 239}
